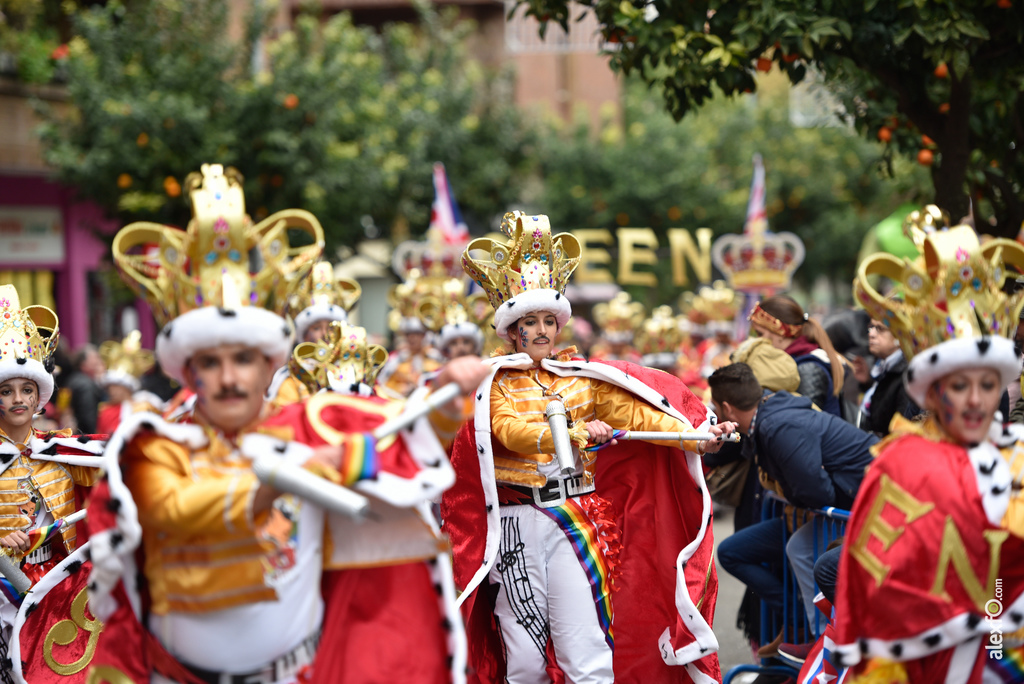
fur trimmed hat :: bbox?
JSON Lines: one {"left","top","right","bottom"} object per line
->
{"left": 854, "top": 212, "right": 1024, "bottom": 410}
{"left": 0, "top": 285, "right": 58, "bottom": 406}
{"left": 462, "top": 212, "right": 581, "bottom": 342}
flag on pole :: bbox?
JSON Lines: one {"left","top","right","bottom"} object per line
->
{"left": 744, "top": 153, "right": 766, "bottom": 234}
{"left": 430, "top": 162, "right": 469, "bottom": 245}
{"left": 23, "top": 519, "right": 67, "bottom": 556}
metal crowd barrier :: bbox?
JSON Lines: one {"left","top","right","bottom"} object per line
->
{"left": 722, "top": 491, "right": 851, "bottom": 683}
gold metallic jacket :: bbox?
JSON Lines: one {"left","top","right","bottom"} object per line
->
{"left": 0, "top": 428, "right": 101, "bottom": 552}
{"left": 489, "top": 366, "right": 700, "bottom": 486}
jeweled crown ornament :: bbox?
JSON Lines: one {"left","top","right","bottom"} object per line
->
{"left": 99, "top": 330, "right": 155, "bottom": 381}
{"left": 593, "top": 292, "right": 645, "bottom": 343}
{"left": 0, "top": 285, "right": 59, "bottom": 372}
{"left": 112, "top": 164, "right": 325, "bottom": 326}
{"left": 416, "top": 278, "right": 492, "bottom": 333}
{"left": 463, "top": 211, "right": 581, "bottom": 310}
{"left": 290, "top": 322, "right": 388, "bottom": 394}
{"left": 289, "top": 262, "right": 361, "bottom": 318}
{"left": 854, "top": 223, "right": 1024, "bottom": 359}
{"left": 689, "top": 281, "right": 739, "bottom": 332}
{"left": 635, "top": 306, "right": 684, "bottom": 361}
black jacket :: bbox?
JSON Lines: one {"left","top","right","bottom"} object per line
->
{"left": 753, "top": 391, "right": 878, "bottom": 510}
{"left": 864, "top": 355, "right": 920, "bottom": 436}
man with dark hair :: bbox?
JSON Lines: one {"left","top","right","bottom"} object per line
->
{"left": 711, "top": 362, "right": 878, "bottom": 660}
{"left": 66, "top": 343, "right": 106, "bottom": 434}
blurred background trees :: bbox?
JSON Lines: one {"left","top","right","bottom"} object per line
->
{"left": 513, "top": 0, "right": 1024, "bottom": 235}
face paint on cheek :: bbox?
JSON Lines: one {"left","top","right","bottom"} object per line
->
{"left": 519, "top": 326, "right": 529, "bottom": 349}
{"left": 940, "top": 390, "right": 954, "bottom": 425}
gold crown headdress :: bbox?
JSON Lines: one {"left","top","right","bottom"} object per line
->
{"left": 854, "top": 215, "right": 1024, "bottom": 405}
{"left": 112, "top": 164, "right": 325, "bottom": 327}
{"left": 290, "top": 321, "right": 388, "bottom": 394}
{"left": 0, "top": 284, "right": 60, "bottom": 404}
{"left": 855, "top": 223, "right": 1024, "bottom": 358}
{"left": 416, "top": 278, "right": 491, "bottom": 333}
{"left": 289, "top": 262, "right": 361, "bottom": 316}
{"left": 99, "top": 331, "right": 155, "bottom": 386}
{"left": 462, "top": 211, "right": 581, "bottom": 339}
{"left": 593, "top": 292, "right": 645, "bottom": 341}
{"left": 687, "top": 281, "right": 739, "bottom": 334}
{"left": 636, "top": 306, "right": 685, "bottom": 365}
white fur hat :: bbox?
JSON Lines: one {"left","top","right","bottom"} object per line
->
{"left": 905, "top": 335, "right": 1021, "bottom": 408}
{"left": 491, "top": 289, "right": 572, "bottom": 342}
{"left": 156, "top": 306, "right": 293, "bottom": 386}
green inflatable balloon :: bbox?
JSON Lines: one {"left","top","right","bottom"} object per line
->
{"left": 873, "top": 204, "right": 921, "bottom": 260}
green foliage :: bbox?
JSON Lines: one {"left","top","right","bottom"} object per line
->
{"left": 531, "top": 77, "right": 930, "bottom": 302}
{"left": 514, "top": 0, "right": 1024, "bottom": 235}
{"left": 36, "top": 0, "right": 534, "bottom": 251}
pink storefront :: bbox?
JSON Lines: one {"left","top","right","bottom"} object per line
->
{"left": 0, "top": 173, "right": 156, "bottom": 350}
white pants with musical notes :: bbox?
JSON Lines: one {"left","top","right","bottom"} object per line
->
{"left": 487, "top": 504, "right": 613, "bottom": 684}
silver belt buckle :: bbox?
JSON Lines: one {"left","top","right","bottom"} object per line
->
{"left": 533, "top": 478, "right": 567, "bottom": 508}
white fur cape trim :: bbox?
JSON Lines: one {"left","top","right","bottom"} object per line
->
{"left": 904, "top": 335, "right": 1020, "bottom": 408}
{"left": 294, "top": 303, "right": 348, "bottom": 342}
{"left": 491, "top": 289, "right": 571, "bottom": 341}
{"left": 0, "top": 359, "right": 54, "bottom": 407}
{"left": 833, "top": 588, "right": 1024, "bottom": 670}
{"left": 459, "top": 353, "right": 720, "bottom": 668}
{"left": 0, "top": 433, "right": 106, "bottom": 476}
{"left": 155, "top": 306, "right": 294, "bottom": 386}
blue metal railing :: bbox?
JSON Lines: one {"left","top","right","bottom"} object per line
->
{"left": 722, "top": 492, "right": 850, "bottom": 683}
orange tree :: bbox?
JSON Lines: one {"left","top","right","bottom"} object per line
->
{"left": 515, "top": 0, "right": 1024, "bottom": 234}
{"left": 36, "top": 0, "right": 533, "bottom": 250}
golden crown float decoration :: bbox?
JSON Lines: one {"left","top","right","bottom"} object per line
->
{"left": 112, "top": 164, "right": 325, "bottom": 384}
{"left": 462, "top": 211, "right": 582, "bottom": 341}
{"left": 389, "top": 223, "right": 469, "bottom": 336}
{"left": 593, "top": 291, "right": 645, "bottom": 345}
{"left": 287, "top": 261, "right": 361, "bottom": 343}
{"left": 289, "top": 321, "right": 388, "bottom": 396}
{"left": 99, "top": 330, "right": 155, "bottom": 392}
{"left": 0, "top": 285, "right": 60, "bottom": 405}
{"left": 854, "top": 206, "right": 1024, "bottom": 407}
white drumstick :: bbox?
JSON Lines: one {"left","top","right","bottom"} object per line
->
{"left": 545, "top": 400, "right": 576, "bottom": 475}
{"left": 618, "top": 431, "right": 741, "bottom": 442}
{"left": 252, "top": 453, "right": 370, "bottom": 520}
{"left": 372, "top": 383, "right": 461, "bottom": 440}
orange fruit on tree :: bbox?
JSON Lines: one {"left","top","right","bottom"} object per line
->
{"left": 756, "top": 57, "right": 772, "bottom": 72}
{"left": 117, "top": 173, "right": 132, "bottom": 189}
{"left": 877, "top": 127, "right": 893, "bottom": 142}
{"left": 921, "top": 135, "right": 935, "bottom": 147}
{"left": 283, "top": 94, "right": 299, "bottom": 110}
{"left": 934, "top": 62, "right": 948, "bottom": 79}
{"left": 998, "top": 0, "right": 1012, "bottom": 8}
{"left": 938, "top": 102, "right": 950, "bottom": 114}
{"left": 918, "top": 149, "right": 934, "bottom": 166}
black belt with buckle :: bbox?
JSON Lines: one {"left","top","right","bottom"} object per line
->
{"left": 504, "top": 475, "right": 596, "bottom": 508}
{"left": 181, "top": 630, "right": 320, "bottom": 684}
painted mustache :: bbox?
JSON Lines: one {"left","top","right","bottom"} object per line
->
{"left": 532, "top": 336, "right": 551, "bottom": 344}
{"left": 213, "top": 387, "right": 248, "bottom": 401}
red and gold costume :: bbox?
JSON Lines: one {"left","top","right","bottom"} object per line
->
{"left": 97, "top": 331, "right": 164, "bottom": 435}
{"left": 834, "top": 214, "right": 1024, "bottom": 682}
{"left": 446, "top": 212, "right": 720, "bottom": 684}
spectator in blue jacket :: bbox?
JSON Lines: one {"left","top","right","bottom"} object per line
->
{"left": 710, "top": 362, "right": 878, "bottom": 647}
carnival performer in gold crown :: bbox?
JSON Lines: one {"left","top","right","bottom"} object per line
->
{"left": 0, "top": 285, "right": 106, "bottom": 676}
{"left": 96, "top": 330, "right": 164, "bottom": 435}
{"left": 266, "top": 261, "right": 361, "bottom": 410}
{"left": 85, "top": 164, "right": 487, "bottom": 683}
{"left": 377, "top": 270, "right": 445, "bottom": 399}
{"left": 834, "top": 207, "right": 1024, "bottom": 682}
{"left": 443, "top": 211, "right": 735, "bottom": 684}
{"left": 589, "top": 292, "right": 644, "bottom": 364}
